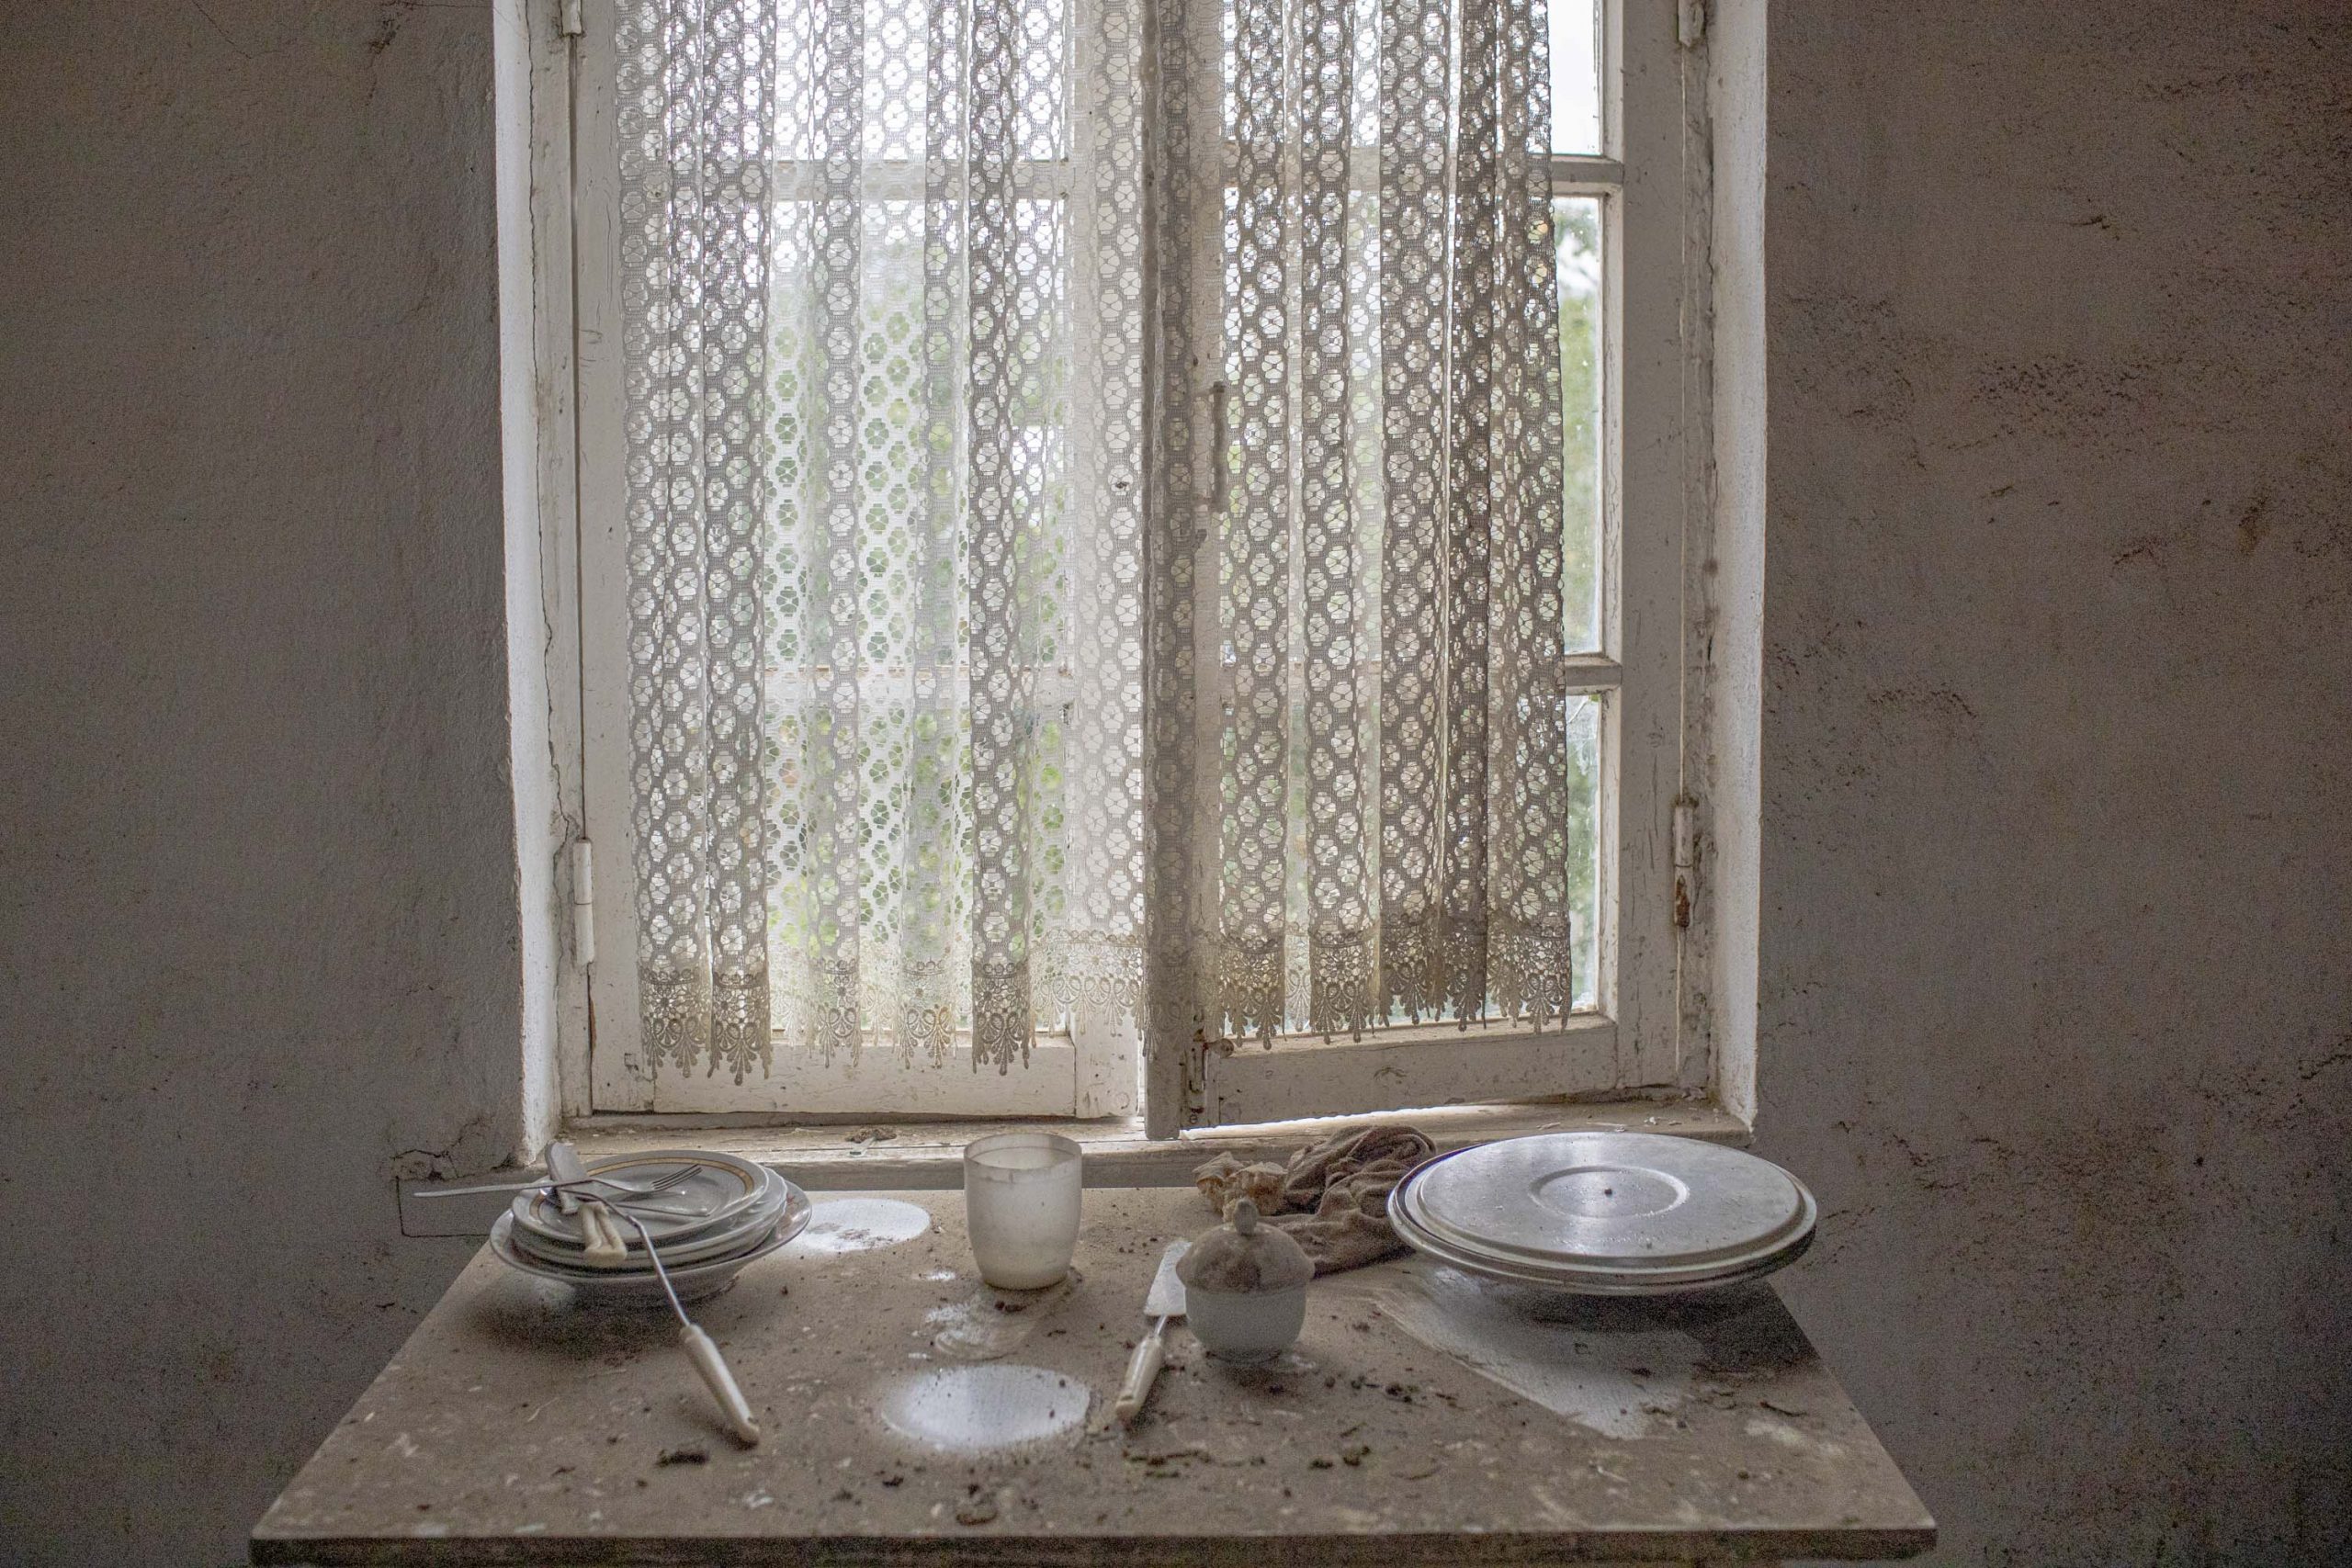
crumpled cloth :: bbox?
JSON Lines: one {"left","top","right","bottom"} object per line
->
{"left": 1191, "top": 1123, "right": 1436, "bottom": 1274}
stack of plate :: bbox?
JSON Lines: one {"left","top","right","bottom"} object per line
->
{"left": 488, "top": 1149, "right": 811, "bottom": 1304}
{"left": 1390, "top": 1132, "right": 1815, "bottom": 1296}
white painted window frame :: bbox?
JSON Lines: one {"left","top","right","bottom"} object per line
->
{"left": 527, "top": 0, "right": 1714, "bottom": 1132}
{"left": 1170, "top": 0, "right": 1697, "bottom": 1133}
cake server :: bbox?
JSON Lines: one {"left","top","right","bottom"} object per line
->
{"left": 1112, "top": 1239, "right": 1190, "bottom": 1425}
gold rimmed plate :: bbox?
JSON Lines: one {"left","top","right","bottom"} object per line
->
{"left": 510, "top": 1149, "right": 772, "bottom": 1251}
{"left": 504, "top": 1172, "right": 795, "bottom": 1270}
{"left": 489, "top": 1179, "right": 812, "bottom": 1304}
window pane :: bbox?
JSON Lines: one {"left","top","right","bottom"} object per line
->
{"left": 1555, "top": 196, "right": 1602, "bottom": 652}
{"left": 761, "top": 0, "right": 1076, "bottom": 1043}
{"left": 1550, "top": 0, "right": 1600, "bottom": 153}
{"left": 775, "top": 0, "right": 1069, "bottom": 161}
{"left": 1567, "top": 693, "right": 1600, "bottom": 1010}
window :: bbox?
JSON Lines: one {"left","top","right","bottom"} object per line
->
{"left": 559, "top": 0, "right": 1702, "bottom": 1132}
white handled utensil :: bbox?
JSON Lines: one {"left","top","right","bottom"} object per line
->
{"left": 546, "top": 1141, "right": 592, "bottom": 1217}
{"left": 616, "top": 1211, "right": 762, "bottom": 1446}
{"left": 411, "top": 1166, "right": 698, "bottom": 1201}
{"left": 537, "top": 1145, "right": 759, "bottom": 1445}
{"left": 545, "top": 1142, "right": 629, "bottom": 1262}
{"left": 1113, "top": 1240, "right": 1189, "bottom": 1426}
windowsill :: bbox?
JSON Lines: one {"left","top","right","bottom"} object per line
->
{"left": 562, "top": 1096, "right": 1748, "bottom": 1190}
{"left": 401, "top": 1098, "right": 1747, "bottom": 1235}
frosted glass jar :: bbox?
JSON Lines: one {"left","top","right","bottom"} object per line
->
{"left": 963, "top": 1131, "right": 1083, "bottom": 1289}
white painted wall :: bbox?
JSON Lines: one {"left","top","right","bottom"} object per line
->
{"left": 0, "top": 4, "right": 523, "bottom": 1562}
{"left": 0, "top": 0, "right": 2346, "bottom": 1564}
{"left": 1751, "top": 2, "right": 2352, "bottom": 1562}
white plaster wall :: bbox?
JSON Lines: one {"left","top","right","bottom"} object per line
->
{"left": 1753, "top": 2, "right": 2352, "bottom": 1562}
{"left": 0, "top": 3, "right": 519, "bottom": 1562}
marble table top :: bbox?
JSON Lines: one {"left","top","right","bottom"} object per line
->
{"left": 254, "top": 1185, "right": 1931, "bottom": 1565}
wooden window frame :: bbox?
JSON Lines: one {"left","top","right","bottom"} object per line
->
{"left": 533, "top": 0, "right": 1712, "bottom": 1134}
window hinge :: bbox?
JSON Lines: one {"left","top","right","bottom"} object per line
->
{"left": 1671, "top": 794, "right": 1699, "bottom": 930}
{"left": 570, "top": 840, "right": 597, "bottom": 967}
{"left": 1677, "top": 0, "right": 1706, "bottom": 48}
{"left": 558, "top": 0, "right": 584, "bottom": 38}
{"left": 1182, "top": 1030, "right": 1210, "bottom": 1125}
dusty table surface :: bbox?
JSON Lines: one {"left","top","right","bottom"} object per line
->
{"left": 254, "top": 1186, "right": 1932, "bottom": 1566}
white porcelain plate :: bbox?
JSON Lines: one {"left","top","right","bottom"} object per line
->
{"left": 511, "top": 1149, "right": 772, "bottom": 1249}
{"left": 489, "top": 1179, "right": 811, "bottom": 1305}
{"left": 505, "top": 1168, "right": 796, "bottom": 1270}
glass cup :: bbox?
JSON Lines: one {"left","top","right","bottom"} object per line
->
{"left": 963, "top": 1131, "right": 1083, "bottom": 1289}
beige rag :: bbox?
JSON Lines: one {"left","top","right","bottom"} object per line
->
{"left": 1191, "top": 1123, "right": 1437, "bottom": 1274}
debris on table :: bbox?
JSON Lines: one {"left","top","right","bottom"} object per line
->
{"left": 252, "top": 1187, "right": 1935, "bottom": 1567}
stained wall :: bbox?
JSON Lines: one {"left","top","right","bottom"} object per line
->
{"left": 0, "top": 3, "right": 517, "bottom": 1562}
{"left": 1751, "top": 3, "right": 2352, "bottom": 1562}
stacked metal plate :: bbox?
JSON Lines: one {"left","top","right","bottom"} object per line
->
{"left": 488, "top": 1149, "right": 811, "bottom": 1304}
{"left": 1390, "top": 1132, "right": 1816, "bottom": 1296}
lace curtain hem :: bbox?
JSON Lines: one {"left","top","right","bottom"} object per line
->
{"left": 642, "top": 966, "right": 776, "bottom": 1084}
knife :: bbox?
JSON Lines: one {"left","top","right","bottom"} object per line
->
{"left": 546, "top": 1141, "right": 591, "bottom": 1216}
{"left": 1113, "top": 1240, "right": 1190, "bottom": 1426}
{"left": 547, "top": 1141, "right": 628, "bottom": 1262}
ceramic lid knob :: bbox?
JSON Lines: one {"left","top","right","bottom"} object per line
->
{"left": 1177, "top": 1198, "right": 1316, "bottom": 1293}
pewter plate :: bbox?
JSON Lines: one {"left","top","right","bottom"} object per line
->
{"left": 1389, "top": 1183, "right": 1815, "bottom": 1296}
{"left": 1394, "top": 1133, "right": 1816, "bottom": 1286}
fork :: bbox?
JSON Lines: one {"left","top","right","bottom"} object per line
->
{"left": 409, "top": 1165, "right": 700, "bottom": 1201}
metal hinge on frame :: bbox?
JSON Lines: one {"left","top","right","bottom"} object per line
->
{"left": 570, "top": 840, "right": 597, "bottom": 967}
{"left": 1671, "top": 794, "right": 1699, "bottom": 930}
{"left": 1182, "top": 1030, "right": 1211, "bottom": 1124}
{"left": 1677, "top": 0, "right": 1706, "bottom": 48}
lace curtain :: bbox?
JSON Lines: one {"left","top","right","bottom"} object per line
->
{"left": 616, "top": 0, "right": 1148, "bottom": 1080}
{"left": 617, "top": 0, "right": 1568, "bottom": 1079}
{"left": 1145, "top": 0, "right": 1575, "bottom": 1045}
